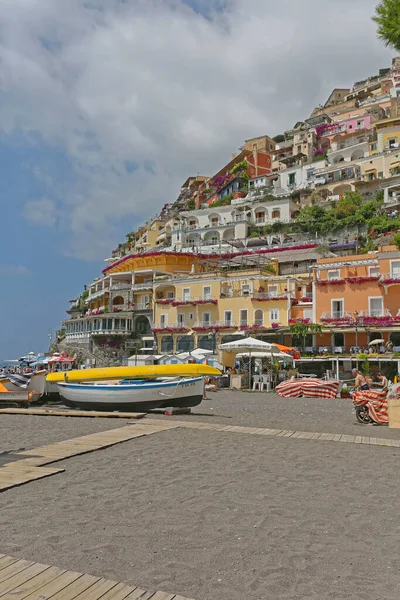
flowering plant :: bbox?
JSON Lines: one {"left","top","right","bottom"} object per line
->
{"left": 300, "top": 297, "right": 313, "bottom": 303}
{"left": 316, "top": 279, "right": 346, "bottom": 286}
{"left": 347, "top": 276, "right": 380, "bottom": 284}
{"left": 380, "top": 277, "right": 400, "bottom": 285}
{"left": 289, "top": 318, "right": 311, "bottom": 324}
{"left": 291, "top": 299, "right": 299, "bottom": 305}
{"left": 152, "top": 326, "right": 189, "bottom": 333}
{"left": 193, "top": 299, "right": 217, "bottom": 305}
{"left": 252, "top": 296, "right": 288, "bottom": 302}
{"left": 172, "top": 300, "right": 196, "bottom": 307}
{"left": 156, "top": 298, "right": 174, "bottom": 304}
{"left": 271, "top": 323, "right": 280, "bottom": 329}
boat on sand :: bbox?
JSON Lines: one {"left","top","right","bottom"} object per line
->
{"left": 47, "top": 364, "right": 221, "bottom": 383}
{"left": 57, "top": 376, "right": 204, "bottom": 411}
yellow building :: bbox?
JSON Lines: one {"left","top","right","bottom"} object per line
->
{"left": 374, "top": 116, "right": 400, "bottom": 154}
{"left": 152, "top": 255, "right": 298, "bottom": 354}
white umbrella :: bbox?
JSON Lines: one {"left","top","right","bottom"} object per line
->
{"left": 236, "top": 351, "right": 293, "bottom": 360}
{"left": 193, "top": 348, "right": 214, "bottom": 355}
{"left": 369, "top": 339, "right": 385, "bottom": 346}
{"left": 219, "top": 337, "right": 282, "bottom": 389}
{"left": 219, "top": 337, "right": 281, "bottom": 353}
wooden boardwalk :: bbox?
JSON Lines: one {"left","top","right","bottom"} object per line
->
{"left": 0, "top": 422, "right": 177, "bottom": 492}
{"left": 1, "top": 412, "right": 399, "bottom": 493}
{"left": 0, "top": 554, "right": 196, "bottom": 599}
{"left": 0, "top": 408, "right": 146, "bottom": 419}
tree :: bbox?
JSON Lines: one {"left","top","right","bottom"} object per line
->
{"left": 373, "top": 0, "right": 400, "bottom": 53}
{"left": 333, "top": 191, "right": 362, "bottom": 219}
{"left": 393, "top": 232, "right": 400, "bottom": 249}
{"left": 290, "top": 323, "right": 322, "bottom": 351}
{"left": 272, "top": 134, "right": 285, "bottom": 143}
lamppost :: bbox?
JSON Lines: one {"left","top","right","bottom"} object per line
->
{"left": 208, "top": 329, "right": 217, "bottom": 354}
{"left": 354, "top": 311, "right": 359, "bottom": 350}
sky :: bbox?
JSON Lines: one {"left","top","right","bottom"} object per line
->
{"left": 0, "top": 0, "right": 393, "bottom": 358}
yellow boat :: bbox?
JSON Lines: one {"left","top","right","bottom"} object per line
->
{"left": 46, "top": 364, "right": 221, "bottom": 383}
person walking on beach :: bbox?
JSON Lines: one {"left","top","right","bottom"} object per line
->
{"left": 352, "top": 368, "right": 370, "bottom": 391}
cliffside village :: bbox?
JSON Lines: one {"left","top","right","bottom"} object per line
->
{"left": 61, "top": 57, "right": 400, "bottom": 362}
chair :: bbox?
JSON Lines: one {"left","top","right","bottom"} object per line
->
{"left": 252, "top": 375, "right": 262, "bottom": 391}
{"left": 262, "top": 375, "right": 271, "bottom": 392}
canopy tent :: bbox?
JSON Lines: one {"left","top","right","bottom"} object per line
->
{"left": 236, "top": 351, "right": 292, "bottom": 361}
{"left": 219, "top": 337, "right": 281, "bottom": 353}
{"left": 47, "top": 352, "right": 75, "bottom": 364}
{"left": 219, "top": 337, "right": 285, "bottom": 388}
{"left": 369, "top": 339, "right": 385, "bottom": 346}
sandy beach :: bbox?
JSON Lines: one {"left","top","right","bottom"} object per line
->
{"left": 1, "top": 392, "right": 400, "bottom": 600}
{"left": 149, "top": 389, "right": 400, "bottom": 439}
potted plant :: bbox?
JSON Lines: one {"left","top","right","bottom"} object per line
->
{"left": 340, "top": 384, "right": 351, "bottom": 399}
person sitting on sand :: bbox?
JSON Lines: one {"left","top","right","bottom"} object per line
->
{"left": 352, "top": 368, "right": 369, "bottom": 391}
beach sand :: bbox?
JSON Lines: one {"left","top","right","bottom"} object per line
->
{"left": 149, "top": 389, "right": 400, "bottom": 439}
{"left": 1, "top": 409, "right": 400, "bottom": 599}
{"left": 0, "top": 414, "right": 129, "bottom": 451}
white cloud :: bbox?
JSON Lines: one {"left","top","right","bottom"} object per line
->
{"left": 0, "top": 264, "right": 30, "bottom": 277}
{"left": 23, "top": 197, "right": 58, "bottom": 227}
{"left": 0, "top": 0, "right": 393, "bottom": 259}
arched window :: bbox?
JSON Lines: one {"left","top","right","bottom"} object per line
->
{"left": 177, "top": 335, "right": 194, "bottom": 352}
{"left": 112, "top": 296, "right": 124, "bottom": 306}
{"left": 161, "top": 336, "right": 173, "bottom": 352}
{"left": 272, "top": 209, "right": 281, "bottom": 219}
{"left": 254, "top": 309, "right": 264, "bottom": 326}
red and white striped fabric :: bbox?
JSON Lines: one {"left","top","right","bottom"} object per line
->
{"left": 275, "top": 380, "right": 303, "bottom": 397}
{"left": 353, "top": 389, "right": 388, "bottom": 424}
{"left": 276, "top": 379, "right": 340, "bottom": 399}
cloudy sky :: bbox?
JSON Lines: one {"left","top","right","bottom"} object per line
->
{"left": 0, "top": 0, "right": 393, "bottom": 357}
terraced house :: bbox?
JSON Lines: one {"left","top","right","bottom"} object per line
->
{"left": 315, "top": 246, "right": 400, "bottom": 352}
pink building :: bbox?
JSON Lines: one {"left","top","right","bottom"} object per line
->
{"left": 321, "top": 114, "right": 377, "bottom": 140}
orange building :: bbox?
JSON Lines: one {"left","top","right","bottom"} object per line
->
{"left": 314, "top": 247, "right": 400, "bottom": 351}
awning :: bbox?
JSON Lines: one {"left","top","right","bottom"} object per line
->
{"left": 390, "top": 162, "right": 400, "bottom": 170}
{"left": 364, "top": 168, "right": 377, "bottom": 173}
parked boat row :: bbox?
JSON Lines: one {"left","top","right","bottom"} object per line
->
{"left": 0, "top": 358, "right": 221, "bottom": 411}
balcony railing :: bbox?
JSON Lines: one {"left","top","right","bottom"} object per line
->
{"left": 192, "top": 321, "right": 237, "bottom": 330}
{"left": 132, "top": 303, "right": 153, "bottom": 312}
{"left": 133, "top": 281, "right": 153, "bottom": 290}
{"left": 320, "top": 311, "right": 353, "bottom": 322}
{"left": 110, "top": 282, "right": 131, "bottom": 291}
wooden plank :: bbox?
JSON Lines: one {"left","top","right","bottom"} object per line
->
{"left": 0, "top": 560, "right": 37, "bottom": 584}
{"left": 70, "top": 577, "right": 119, "bottom": 599}
{"left": 146, "top": 592, "right": 176, "bottom": 600}
{"left": 44, "top": 574, "right": 101, "bottom": 600}
{"left": 19, "top": 570, "right": 82, "bottom": 600}
{"left": 0, "top": 408, "right": 146, "bottom": 419}
{"left": 0, "top": 565, "right": 64, "bottom": 599}
{"left": 94, "top": 582, "right": 137, "bottom": 600}
{"left": 0, "top": 557, "right": 19, "bottom": 572}
{"left": 123, "top": 589, "right": 151, "bottom": 600}
{"left": 0, "top": 563, "right": 49, "bottom": 594}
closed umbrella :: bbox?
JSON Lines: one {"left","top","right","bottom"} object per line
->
{"left": 369, "top": 339, "right": 385, "bottom": 346}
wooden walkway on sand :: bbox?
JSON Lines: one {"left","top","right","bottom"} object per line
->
{"left": 0, "top": 422, "right": 177, "bottom": 492}
{"left": 0, "top": 554, "right": 196, "bottom": 599}
{"left": 0, "top": 407, "right": 147, "bottom": 419}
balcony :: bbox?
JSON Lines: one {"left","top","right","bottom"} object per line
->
{"left": 110, "top": 282, "right": 131, "bottom": 291}
{"left": 88, "top": 288, "right": 108, "bottom": 300}
{"left": 320, "top": 311, "right": 354, "bottom": 324}
{"left": 172, "top": 296, "right": 218, "bottom": 306}
{"left": 192, "top": 321, "right": 237, "bottom": 331}
{"left": 133, "top": 281, "right": 153, "bottom": 290}
{"left": 132, "top": 302, "right": 153, "bottom": 313}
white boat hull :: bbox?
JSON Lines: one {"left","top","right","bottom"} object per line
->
{"left": 57, "top": 377, "right": 204, "bottom": 411}
{"left": 0, "top": 371, "right": 46, "bottom": 395}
